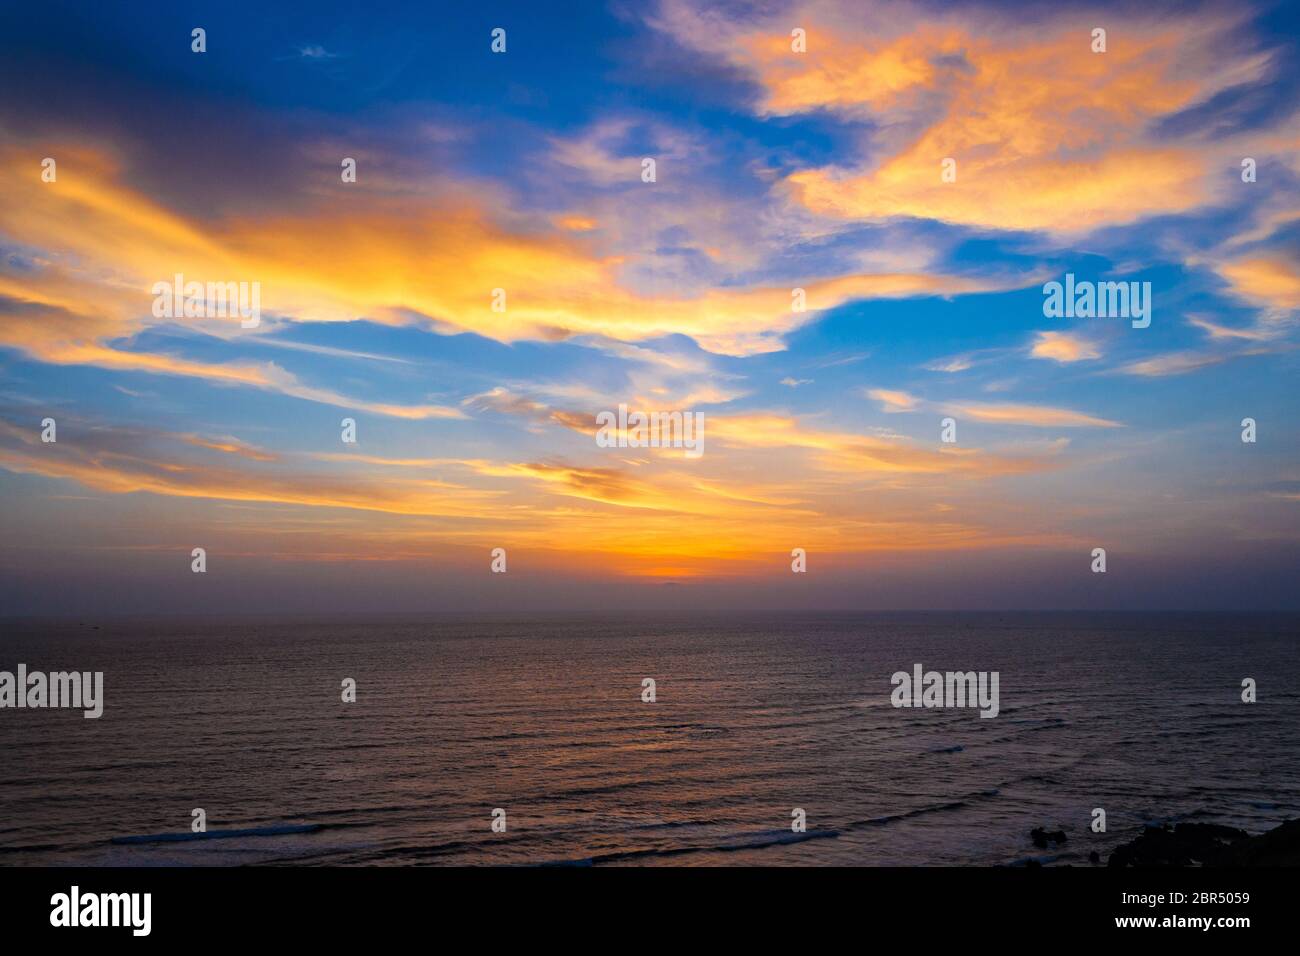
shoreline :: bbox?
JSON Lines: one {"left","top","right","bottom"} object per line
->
{"left": 1024, "top": 818, "right": 1300, "bottom": 867}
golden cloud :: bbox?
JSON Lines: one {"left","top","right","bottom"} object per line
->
{"left": 0, "top": 138, "right": 1028, "bottom": 372}
{"left": 1030, "top": 331, "right": 1101, "bottom": 363}
{"left": 654, "top": 2, "right": 1272, "bottom": 234}
{"left": 1217, "top": 253, "right": 1300, "bottom": 313}
{"left": 942, "top": 401, "right": 1121, "bottom": 427}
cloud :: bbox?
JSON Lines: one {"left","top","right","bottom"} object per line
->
{"left": 548, "top": 116, "right": 707, "bottom": 187}
{"left": 0, "top": 418, "right": 498, "bottom": 518}
{"left": 857, "top": 386, "right": 1119, "bottom": 427}
{"left": 182, "top": 434, "right": 278, "bottom": 462}
{"left": 463, "top": 387, "right": 592, "bottom": 432}
{"left": 1186, "top": 314, "right": 1274, "bottom": 341}
{"left": 1173, "top": 223, "right": 1300, "bottom": 367}
{"left": 943, "top": 401, "right": 1121, "bottom": 428}
{"left": 924, "top": 354, "right": 976, "bottom": 373}
{"left": 865, "top": 387, "right": 921, "bottom": 412}
{"left": 0, "top": 138, "right": 1030, "bottom": 367}
{"left": 1217, "top": 252, "right": 1300, "bottom": 314}
{"left": 813, "top": 351, "right": 871, "bottom": 368}
{"left": 922, "top": 347, "right": 1011, "bottom": 373}
{"left": 707, "top": 411, "right": 1058, "bottom": 478}
{"left": 1117, "top": 350, "right": 1235, "bottom": 377}
{"left": 1029, "top": 331, "right": 1101, "bottom": 363}
{"left": 555, "top": 215, "right": 598, "bottom": 232}
{"left": 651, "top": 0, "right": 1277, "bottom": 235}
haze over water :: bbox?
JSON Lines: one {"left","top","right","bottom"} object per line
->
{"left": 2, "top": 612, "right": 1295, "bottom": 866}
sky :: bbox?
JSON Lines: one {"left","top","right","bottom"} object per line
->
{"left": 0, "top": 0, "right": 1297, "bottom": 614}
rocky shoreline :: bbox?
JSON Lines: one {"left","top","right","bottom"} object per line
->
{"left": 1106, "top": 819, "right": 1300, "bottom": 867}
{"left": 1023, "top": 818, "right": 1300, "bottom": 866}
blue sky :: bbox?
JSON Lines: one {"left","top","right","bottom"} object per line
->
{"left": 1, "top": 0, "right": 1297, "bottom": 613}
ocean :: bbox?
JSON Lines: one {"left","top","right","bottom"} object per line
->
{"left": 1, "top": 612, "right": 1296, "bottom": 866}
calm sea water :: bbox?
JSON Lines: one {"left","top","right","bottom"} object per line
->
{"left": 1, "top": 613, "right": 1296, "bottom": 866}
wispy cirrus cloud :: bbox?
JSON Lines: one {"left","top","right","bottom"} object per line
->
{"left": 0, "top": 417, "right": 498, "bottom": 518}
{"left": 1186, "top": 315, "right": 1275, "bottom": 341}
{"left": 942, "top": 401, "right": 1122, "bottom": 428}
{"left": 862, "top": 385, "right": 1119, "bottom": 428}
{"left": 1117, "top": 350, "right": 1241, "bottom": 377}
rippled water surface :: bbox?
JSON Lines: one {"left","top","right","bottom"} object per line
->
{"left": 2, "top": 613, "right": 1296, "bottom": 865}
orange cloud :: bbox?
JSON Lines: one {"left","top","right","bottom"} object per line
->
{"left": 0, "top": 420, "right": 500, "bottom": 518}
{"left": 1030, "top": 331, "right": 1101, "bottom": 363}
{"left": 0, "top": 406, "right": 1074, "bottom": 578}
{"left": 866, "top": 388, "right": 921, "bottom": 411}
{"left": 182, "top": 435, "right": 279, "bottom": 462}
{"left": 1217, "top": 253, "right": 1300, "bottom": 313}
{"left": 0, "top": 137, "right": 1028, "bottom": 369}
{"left": 707, "top": 411, "right": 1057, "bottom": 477}
{"left": 555, "top": 214, "right": 598, "bottom": 231}
{"left": 943, "top": 402, "right": 1121, "bottom": 428}
{"left": 653, "top": 2, "right": 1271, "bottom": 234}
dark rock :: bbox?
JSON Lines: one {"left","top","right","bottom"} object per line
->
{"left": 1088, "top": 851, "right": 1100, "bottom": 864}
{"left": 1220, "top": 819, "right": 1300, "bottom": 866}
{"left": 1031, "top": 826, "right": 1068, "bottom": 849}
{"left": 1105, "top": 821, "right": 1283, "bottom": 867}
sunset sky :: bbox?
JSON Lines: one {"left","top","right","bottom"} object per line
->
{"left": 1, "top": 0, "right": 1297, "bottom": 614}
